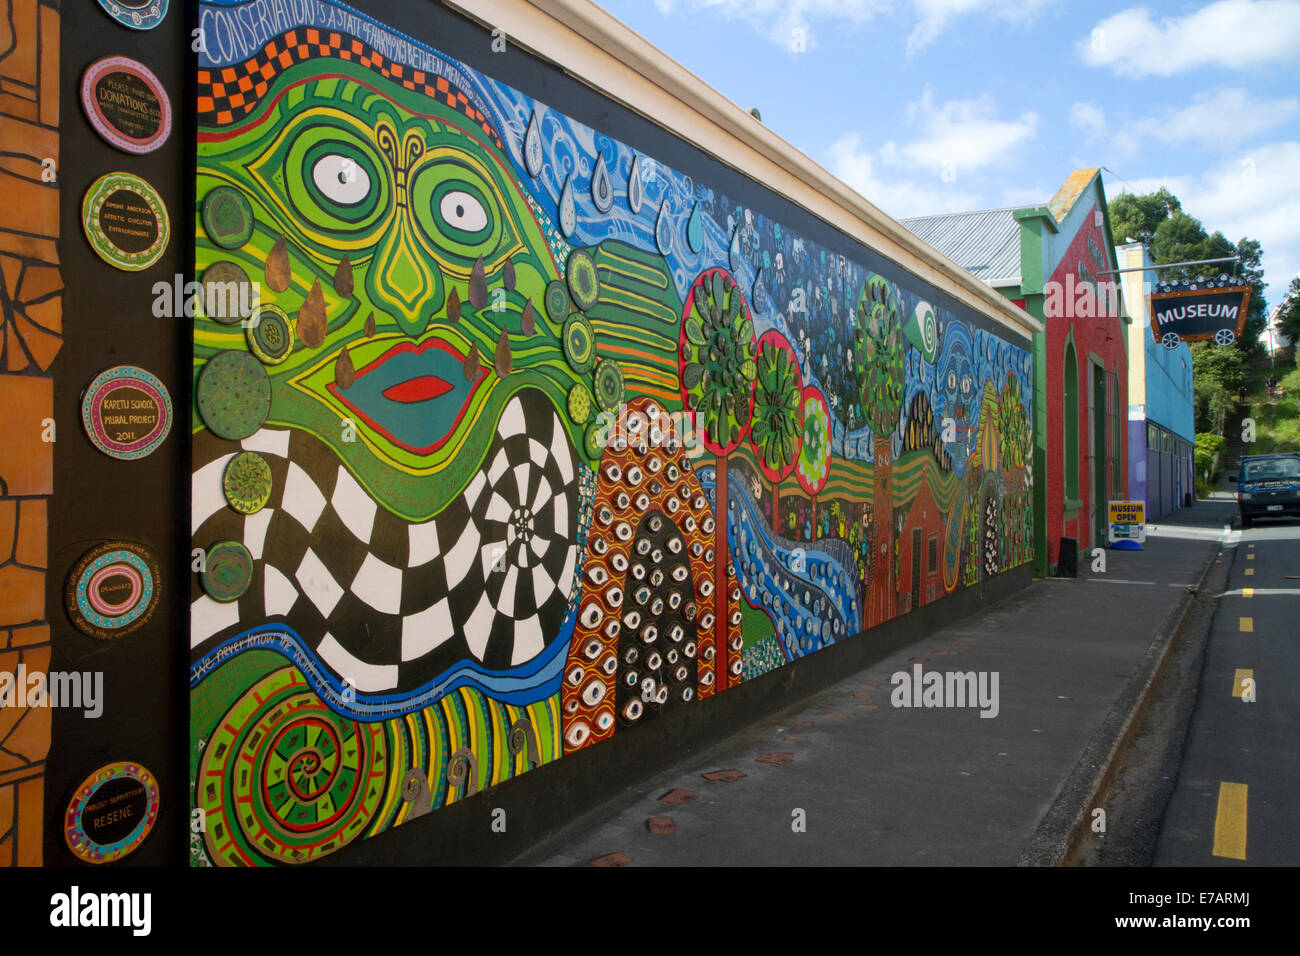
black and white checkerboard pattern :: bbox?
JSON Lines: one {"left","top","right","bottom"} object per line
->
{"left": 191, "top": 393, "right": 580, "bottom": 693}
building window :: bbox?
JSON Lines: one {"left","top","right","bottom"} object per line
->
{"left": 928, "top": 535, "right": 938, "bottom": 573}
{"left": 1110, "top": 371, "right": 1121, "bottom": 491}
{"left": 1064, "top": 341, "right": 1079, "bottom": 502}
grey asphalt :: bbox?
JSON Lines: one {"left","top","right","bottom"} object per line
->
{"left": 1154, "top": 515, "right": 1300, "bottom": 865}
{"left": 512, "top": 498, "right": 1237, "bottom": 866}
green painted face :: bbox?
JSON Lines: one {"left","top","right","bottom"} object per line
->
{"left": 196, "top": 61, "right": 576, "bottom": 520}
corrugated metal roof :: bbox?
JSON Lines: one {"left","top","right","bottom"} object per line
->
{"left": 898, "top": 207, "right": 1024, "bottom": 286}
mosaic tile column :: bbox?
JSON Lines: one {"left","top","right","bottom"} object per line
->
{"left": 0, "top": 0, "right": 62, "bottom": 867}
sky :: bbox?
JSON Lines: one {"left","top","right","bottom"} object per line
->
{"left": 587, "top": 0, "right": 1300, "bottom": 311}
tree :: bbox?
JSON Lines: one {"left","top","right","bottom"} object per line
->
{"left": 1276, "top": 276, "right": 1300, "bottom": 348}
{"left": 855, "top": 274, "right": 905, "bottom": 626}
{"left": 1111, "top": 187, "right": 1180, "bottom": 246}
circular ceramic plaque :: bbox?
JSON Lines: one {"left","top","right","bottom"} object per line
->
{"left": 246, "top": 304, "right": 294, "bottom": 365}
{"left": 80, "top": 56, "right": 171, "bottom": 153}
{"left": 223, "top": 451, "right": 272, "bottom": 514}
{"left": 203, "top": 541, "right": 253, "bottom": 603}
{"left": 95, "top": 0, "right": 169, "bottom": 31}
{"left": 201, "top": 186, "right": 255, "bottom": 250}
{"left": 81, "top": 365, "right": 172, "bottom": 460}
{"left": 65, "top": 541, "right": 160, "bottom": 640}
{"left": 199, "top": 260, "right": 256, "bottom": 325}
{"left": 195, "top": 350, "right": 272, "bottom": 440}
{"left": 82, "top": 172, "right": 170, "bottom": 271}
{"left": 65, "top": 762, "right": 159, "bottom": 864}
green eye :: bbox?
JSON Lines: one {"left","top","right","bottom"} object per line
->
{"left": 311, "top": 153, "right": 371, "bottom": 206}
{"left": 438, "top": 189, "right": 488, "bottom": 234}
{"left": 300, "top": 140, "right": 382, "bottom": 224}
{"left": 410, "top": 160, "right": 503, "bottom": 258}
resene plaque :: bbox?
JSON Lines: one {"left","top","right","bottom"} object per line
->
{"left": 81, "top": 365, "right": 173, "bottom": 460}
{"left": 66, "top": 541, "right": 161, "bottom": 640}
{"left": 65, "top": 762, "right": 160, "bottom": 864}
{"left": 82, "top": 172, "right": 170, "bottom": 271}
{"left": 95, "top": 0, "right": 169, "bottom": 31}
{"left": 81, "top": 56, "right": 172, "bottom": 154}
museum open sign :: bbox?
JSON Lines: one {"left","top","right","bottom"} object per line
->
{"left": 1149, "top": 286, "right": 1251, "bottom": 344}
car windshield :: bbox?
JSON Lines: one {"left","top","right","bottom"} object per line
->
{"left": 1242, "top": 457, "right": 1300, "bottom": 480}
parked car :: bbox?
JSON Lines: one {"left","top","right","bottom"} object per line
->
{"left": 1231, "top": 452, "right": 1300, "bottom": 528}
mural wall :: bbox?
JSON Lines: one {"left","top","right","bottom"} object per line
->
{"left": 189, "top": 0, "right": 1035, "bottom": 865}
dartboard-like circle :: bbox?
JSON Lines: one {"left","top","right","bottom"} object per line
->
{"left": 567, "top": 249, "right": 600, "bottom": 311}
{"left": 593, "top": 358, "right": 625, "bottom": 412}
{"left": 223, "top": 451, "right": 272, "bottom": 514}
{"left": 1161, "top": 331, "right": 1180, "bottom": 350}
{"left": 545, "top": 279, "right": 571, "bottom": 322}
{"left": 1215, "top": 328, "right": 1235, "bottom": 346}
{"left": 246, "top": 304, "right": 294, "bottom": 365}
{"left": 563, "top": 313, "right": 596, "bottom": 373}
{"left": 568, "top": 383, "right": 593, "bottom": 424}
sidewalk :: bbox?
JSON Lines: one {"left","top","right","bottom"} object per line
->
{"left": 511, "top": 497, "right": 1238, "bottom": 866}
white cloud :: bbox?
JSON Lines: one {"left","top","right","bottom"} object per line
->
{"left": 1089, "top": 89, "right": 1297, "bottom": 161}
{"left": 1113, "top": 143, "right": 1300, "bottom": 305}
{"left": 648, "top": 0, "right": 1049, "bottom": 52}
{"left": 1127, "top": 88, "right": 1298, "bottom": 149}
{"left": 1070, "top": 101, "right": 1107, "bottom": 143}
{"left": 901, "top": 86, "right": 1039, "bottom": 175}
{"left": 907, "top": 0, "right": 1050, "bottom": 54}
{"left": 1080, "top": 1, "right": 1300, "bottom": 77}
{"left": 825, "top": 133, "right": 982, "bottom": 218}
{"left": 648, "top": 0, "right": 889, "bottom": 50}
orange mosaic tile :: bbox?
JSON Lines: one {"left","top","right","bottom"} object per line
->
{"left": 0, "top": 116, "right": 56, "bottom": 164}
{"left": 0, "top": 630, "right": 8, "bottom": 649}
{"left": 0, "top": 1, "right": 37, "bottom": 85}
{"left": 0, "top": 92, "right": 37, "bottom": 122}
{"left": 22, "top": 295, "right": 61, "bottom": 336}
{"left": 15, "top": 776, "right": 41, "bottom": 865}
{"left": 0, "top": 499, "right": 14, "bottom": 562}
{"left": 0, "top": 375, "right": 52, "bottom": 496}
{"left": 37, "top": 4, "right": 57, "bottom": 127}
{"left": 0, "top": 234, "right": 56, "bottom": 263}
{"left": 18, "top": 263, "right": 61, "bottom": 303}
{"left": 0, "top": 255, "right": 19, "bottom": 291}
{"left": 0, "top": 783, "right": 12, "bottom": 842}
{"left": 0, "top": 171, "right": 56, "bottom": 239}
{"left": 3, "top": 704, "right": 49, "bottom": 765}
{"left": 9, "top": 624, "right": 47, "bottom": 648}
{"left": 14, "top": 499, "right": 44, "bottom": 568}
{"left": 13, "top": 312, "right": 58, "bottom": 370}
{"left": 0, "top": 565, "right": 43, "bottom": 627}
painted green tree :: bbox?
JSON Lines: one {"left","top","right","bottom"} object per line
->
{"left": 751, "top": 338, "right": 802, "bottom": 524}
{"left": 855, "top": 274, "right": 905, "bottom": 624}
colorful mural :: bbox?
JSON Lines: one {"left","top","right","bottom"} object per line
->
{"left": 188, "top": 0, "right": 1035, "bottom": 866}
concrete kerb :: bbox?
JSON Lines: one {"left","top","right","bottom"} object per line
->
{"left": 1017, "top": 523, "right": 1228, "bottom": 867}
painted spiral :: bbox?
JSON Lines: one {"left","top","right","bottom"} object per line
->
{"left": 199, "top": 668, "right": 387, "bottom": 866}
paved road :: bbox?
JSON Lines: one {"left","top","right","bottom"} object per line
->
{"left": 1154, "top": 515, "right": 1300, "bottom": 865}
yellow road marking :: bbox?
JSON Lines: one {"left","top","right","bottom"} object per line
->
{"left": 1247, "top": 553, "right": 1255, "bottom": 560}
{"left": 1248, "top": 543, "right": 1255, "bottom": 549}
{"left": 1245, "top": 568, "right": 1255, "bottom": 576}
{"left": 1243, "top": 588, "right": 1254, "bottom": 597}
{"left": 1212, "top": 782, "right": 1248, "bottom": 860}
{"left": 1232, "top": 668, "right": 1253, "bottom": 698}
{"left": 1239, "top": 617, "right": 1254, "bottom": 632}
